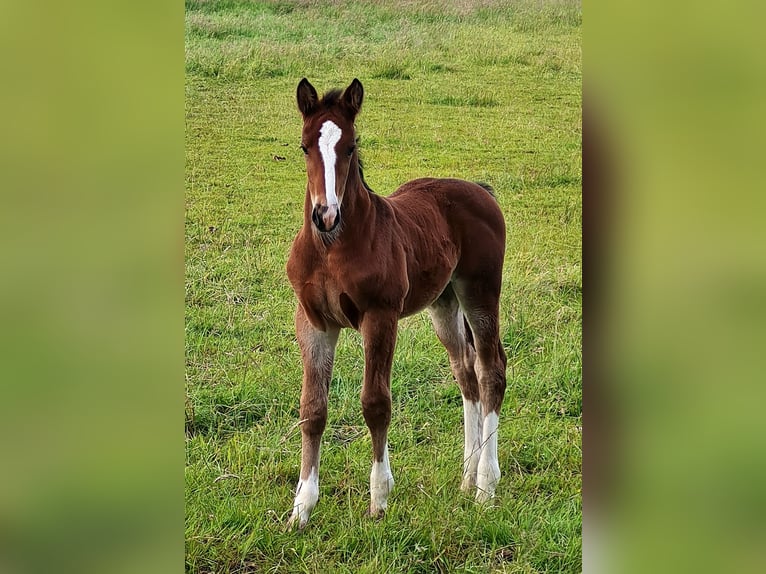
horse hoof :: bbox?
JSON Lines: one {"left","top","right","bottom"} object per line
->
{"left": 285, "top": 513, "right": 308, "bottom": 531}
{"left": 366, "top": 506, "right": 386, "bottom": 520}
{"left": 475, "top": 488, "right": 495, "bottom": 504}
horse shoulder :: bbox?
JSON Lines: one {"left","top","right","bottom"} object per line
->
{"left": 334, "top": 224, "right": 409, "bottom": 317}
{"left": 286, "top": 231, "right": 313, "bottom": 287}
{"left": 287, "top": 233, "right": 330, "bottom": 331}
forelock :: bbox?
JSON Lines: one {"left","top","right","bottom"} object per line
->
{"left": 318, "top": 89, "right": 344, "bottom": 109}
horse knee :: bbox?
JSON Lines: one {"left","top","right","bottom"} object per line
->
{"left": 361, "top": 388, "right": 391, "bottom": 429}
{"left": 300, "top": 400, "right": 327, "bottom": 437}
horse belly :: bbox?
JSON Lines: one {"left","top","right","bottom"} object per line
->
{"left": 400, "top": 257, "right": 455, "bottom": 317}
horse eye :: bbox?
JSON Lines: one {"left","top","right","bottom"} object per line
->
{"left": 347, "top": 145, "right": 356, "bottom": 157}
{"left": 300, "top": 144, "right": 308, "bottom": 155}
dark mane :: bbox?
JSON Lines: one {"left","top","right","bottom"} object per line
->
{"left": 318, "top": 88, "right": 344, "bottom": 109}
{"left": 356, "top": 141, "right": 375, "bottom": 194}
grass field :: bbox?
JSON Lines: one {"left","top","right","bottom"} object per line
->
{"left": 185, "top": 1, "right": 581, "bottom": 571}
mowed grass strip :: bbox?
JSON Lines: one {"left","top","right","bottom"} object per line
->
{"left": 186, "top": 1, "right": 581, "bottom": 572}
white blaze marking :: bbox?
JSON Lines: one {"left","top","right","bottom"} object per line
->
{"left": 476, "top": 411, "right": 501, "bottom": 502}
{"left": 461, "top": 398, "right": 483, "bottom": 491}
{"left": 318, "top": 120, "right": 342, "bottom": 207}
{"left": 290, "top": 467, "right": 319, "bottom": 527}
{"left": 370, "top": 444, "right": 394, "bottom": 513}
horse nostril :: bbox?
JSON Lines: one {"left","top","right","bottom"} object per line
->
{"left": 312, "top": 206, "right": 321, "bottom": 229}
{"left": 312, "top": 204, "right": 329, "bottom": 231}
{"left": 311, "top": 204, "right": 340, "bottom": 233}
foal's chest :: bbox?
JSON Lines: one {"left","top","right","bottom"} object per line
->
{"left": 287, "top": 247, "right": 363, "bottom": 331}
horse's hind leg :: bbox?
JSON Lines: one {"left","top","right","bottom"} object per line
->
{"left": 453, "top": 279, "right": 507, "bottom": 502}
{"left": 427, "top": 285, "right": 483, "bottom": 492}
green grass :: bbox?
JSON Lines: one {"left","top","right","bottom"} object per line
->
{"left": 185, "top": 1, "right": 581, "bottom": 572}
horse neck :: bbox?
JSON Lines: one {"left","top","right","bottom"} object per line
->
{"left": 341, "top": 153, "right": 372, "bottom": 218}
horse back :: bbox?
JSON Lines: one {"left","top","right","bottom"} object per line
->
{"left": 389, "top": 177, "right": 506, "bottom": 256}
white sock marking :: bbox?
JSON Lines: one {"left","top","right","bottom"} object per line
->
{"left": 461, "top": 398, "right": 483, "bottom": 490}
{"left": 318, "top": 120, "right": 342, "bottom": 207}
{"left": 370, "top": 444, "right": 394, "bottom": 513}
{"left": 290, "top": 467, "right": 319, "bottom": 527}
{"left": 476, "top": 411, "right": 501, "bottom": 502}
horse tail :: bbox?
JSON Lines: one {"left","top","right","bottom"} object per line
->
{"left": 475, "top": 181, "right": 497, "bottom": 200}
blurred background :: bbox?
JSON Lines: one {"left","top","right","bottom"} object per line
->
{"left": 587, "top": 0, "right": 766, "bottom": 571}
{"left": 1, "top": 0, "right": 765, "bottom": 572}
{"left": 0, "top": 1, "right": 181, "bottom": 573}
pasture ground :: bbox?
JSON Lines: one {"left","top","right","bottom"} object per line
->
{"left": 185, "top": 1, "right": 581, "bottom": 572}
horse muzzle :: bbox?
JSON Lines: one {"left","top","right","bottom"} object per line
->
{"left": 312, "top": 204, "right": 340, "bottom": 233}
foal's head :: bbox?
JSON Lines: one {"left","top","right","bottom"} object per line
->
{"left": 296, "top": 78, "right": 363, "bottom": 234}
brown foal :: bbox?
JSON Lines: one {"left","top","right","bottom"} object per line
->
{"left": 286, "top": 78, "right": 507, "bottom": 529}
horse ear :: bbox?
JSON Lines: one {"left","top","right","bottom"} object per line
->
{"left": 297, "top": 78, "right": 318, "bottom": 116}
{"left": 342, "top": 78, "right": 364, "bottom": 117}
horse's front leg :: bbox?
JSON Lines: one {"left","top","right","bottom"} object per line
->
{"left": 287, "top": 306, "right": 339, "bottom": 530}
{"left": 360, "top": 311, "right": 397, "bottom": 517}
